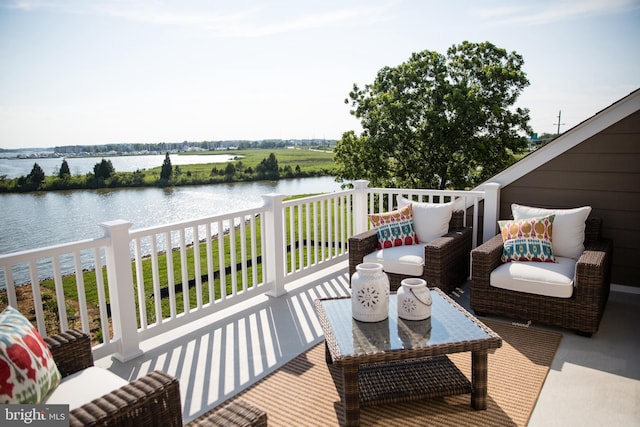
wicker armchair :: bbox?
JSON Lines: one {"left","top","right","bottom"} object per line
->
{"left": 45, "top": 330, "right": 267, "bottom": 427}
{"left": 470, "top": 218, "right": 612, "bottom": 336}
{"left": 348, "top": 210, "right": 472, "bottom": 293}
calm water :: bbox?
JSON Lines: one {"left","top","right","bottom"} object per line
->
{"left": 0, "top": 176, "right": 342, "bottom": 256}
{"left": 0, "top": 153, "right": 237, "bottom": 179}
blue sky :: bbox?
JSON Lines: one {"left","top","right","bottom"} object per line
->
{"left": 1, "top": 0, "right": 639, "bottom": 149}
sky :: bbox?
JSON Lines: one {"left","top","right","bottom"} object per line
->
{"left": 1, "top": 0, "right": 639, "bottom": 149}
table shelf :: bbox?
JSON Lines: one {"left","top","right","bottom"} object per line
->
{"left": 358, "top": 355, "right": 472, "bottom": 407}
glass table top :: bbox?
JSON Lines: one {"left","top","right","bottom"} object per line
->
{"left": 319, "top": 290, "right": 494, "bottom": 356}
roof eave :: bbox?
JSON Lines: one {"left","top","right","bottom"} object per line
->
{"left": 478, "top": 88, "right": 640, "bottom": 189}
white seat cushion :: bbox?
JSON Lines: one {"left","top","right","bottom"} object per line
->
{"left": 490, "top": 256, "right": 576, "bottom": 298}
{"left": 363, "top": 244, "right": 425, "bottom": 276}
{"left": 42, "top": 366, "right": 129, "bottom": 410}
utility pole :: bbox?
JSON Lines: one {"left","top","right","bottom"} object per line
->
{"left": 554, "top": 110, "right": 566, "bottom": 135}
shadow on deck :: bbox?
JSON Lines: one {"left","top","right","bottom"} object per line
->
{"left": 95, "top": 261, "right": 640, "bottom": 426}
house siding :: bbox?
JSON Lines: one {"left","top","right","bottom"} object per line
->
{"left": 498, "top": 110, "right": 640, "bottom": 287}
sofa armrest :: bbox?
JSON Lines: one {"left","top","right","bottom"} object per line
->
{"left": 426, "top": 226, "right": 472, "bottom": 253}
{"left": 424, "top": 226, "right": 472, "bottom": 287}
{"left": 574, "top": 238, "right": 613, "bottom": 304}
{"left": 470, "top": 234, "right": 504, "bottom": 289}
{"left": 45, "top": 329, "right": 94, "bottom": 378}
{"left": 70, "top": 370, "right": 183, "bottom": 427}
{"left": 348, "top": 228, "right": 378, "bottom": 278}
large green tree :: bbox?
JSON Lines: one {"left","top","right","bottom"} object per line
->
{"left": 336, "top": 41, "right": 532, "bottom": 190}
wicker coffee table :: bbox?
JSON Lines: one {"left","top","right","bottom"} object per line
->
{"left": 315, "top": 288, "right": 502, "bottom": 426}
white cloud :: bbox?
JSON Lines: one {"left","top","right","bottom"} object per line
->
{"left": 2, "top": 0, "right": 398, "bottom": 38}
{"left": 202, "top": 4, "right": 395, "bottom": 39}
{"left": 476, "top": 0, "right": 640, "bottom": 27}
{"left": 2, "top": 0, "right": 51, "bottom": 11}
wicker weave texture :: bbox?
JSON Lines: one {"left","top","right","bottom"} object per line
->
{"left": 45, "top": 330, "right": 267, "bottom": 427}
{"left": 233, "top": 319, "right": 561, "bottom": 427}
{"left": 358, "top": 356, "right": 472, "bottom": 406}
{"left": 316, "top": 289, "right": 502, "bottom": 426}
{"left": 470, "top": 217, "right": 612, "bottom": 336}
{"left": 348, "top": 210, "right": 472, "bottom": 293}
{"left": 44, "top": 330, "right": 184, "bottom": 427}
{"left": 69, "top": 371, "right": 183, "bottom": 427}
{"left": 44, "top": 329, "right": 93, "bottom": 378}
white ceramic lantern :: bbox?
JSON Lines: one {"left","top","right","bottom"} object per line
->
{"left": 351, "top": 263, "right": 390, "bottom": 322}
{"left": 397, "top": 278, "right": 432, "bottom": 320}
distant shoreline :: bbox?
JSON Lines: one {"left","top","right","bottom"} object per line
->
{"left": 0, "top": 148, "right": 337, "bottom": 194}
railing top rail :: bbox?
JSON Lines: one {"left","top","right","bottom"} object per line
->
{"left": 0, "top": 236, "right": 110, "bottom": 265}
{"left": 129, "top": 205, "right": 267, "bottom": 238}
{"left": 367, "top": 187, "right": 485, "bottom": 197}
{"left": 282, "top": 188, "right": 355, "bottom": 206}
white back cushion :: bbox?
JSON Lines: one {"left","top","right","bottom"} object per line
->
{"left": 398, "top": 197, "right": 454, "bottom": 244}
{"left": 511, "top": 204, "right": 591, "bottom": 260}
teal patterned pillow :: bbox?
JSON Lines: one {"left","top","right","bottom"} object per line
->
{"left": 498, "top": 215, "right": 556, "bottom": 262}
{"left": 368, "top": 205, "right": 419, "bottom": 249}
{"left": 0, "top": 306, "right": 61, "bottom": 403}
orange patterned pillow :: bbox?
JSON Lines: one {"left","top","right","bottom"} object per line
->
{"left": 368, "top": 205, "right": 419, "bottom": 250}
{"left": 498, "top": 215, "right": 556, "bottom": 262}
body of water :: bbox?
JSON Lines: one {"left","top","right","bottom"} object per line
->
{"left": 0, "top": 153, "right": 236, "bottom": 179}
{"left": 0, "top": 176, "right": 342, "bottom": 256}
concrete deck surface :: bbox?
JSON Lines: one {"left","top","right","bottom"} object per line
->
{"left": 96, "top": 261, "right": 640, "bottom": 425}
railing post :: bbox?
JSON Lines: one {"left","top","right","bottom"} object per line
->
{"left": 479, "top": 182, "right": 501, "bottom": 243}
{"left": 262, "top": 194, "right": 287, "bottom": 297}
{"left": 100, "top": 220, "right": 143, "bottom": 362}
{"left": 353, "top": 180, "right": 370, "bottom": 235}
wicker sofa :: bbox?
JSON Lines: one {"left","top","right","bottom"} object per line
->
{"left": 44, "top": 329, "right": 267, "bottom": 427}
{"left": 348, "top": 210, "right": 472, "bottom": 293}
{"left": 470, "top": 217, "right": 612, "bottom": 336}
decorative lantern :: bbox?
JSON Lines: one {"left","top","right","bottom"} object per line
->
{"left": 397, "top": 278, "right": 432, "bottom": 320}
{"left": 351, "top": 263, "right": 389, "bottom": 322}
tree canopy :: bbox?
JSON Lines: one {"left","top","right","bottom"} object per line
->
{"left": 93, "top": 159, "right": 115, "bottom": 180}
{"left": 27, "top": 163, "right": 45, "bottom": 188}
{"left": 335, "top": 41, "right": 532, "bottom": 190}
{"left": 59, "top": 159, "right": 71, "bottom": 178}
{"left": 160, "top": 152, "right": 173, "bottom": 180}
{"left": 255, "top": 153, "right": 280, "bottom": 180}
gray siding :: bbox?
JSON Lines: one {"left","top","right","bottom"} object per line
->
{"left": 499, "top": 110, "right": 640, "bottom": 287}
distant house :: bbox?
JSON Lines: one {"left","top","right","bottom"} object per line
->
{"left": 478, "top": 88, "right": 640, "bottom": 288}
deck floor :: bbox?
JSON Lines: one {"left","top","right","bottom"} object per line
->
{"left": 95, "top": 261, "right": 640, "bottom": 426}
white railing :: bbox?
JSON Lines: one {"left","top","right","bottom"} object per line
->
{"left": 0, "top": 235, "right": 116, "bottom": 355}
{"left": 360, "top": 183, "right": 485, "bottom": 248}
{"left": 281, "top": 191, "right": 353, "bottom": 282}
{"left": 127, "top": 206, "right": 267, "bottom": 347}
{"left": 0, "top": 181, "right": 496, "bottom": 362}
